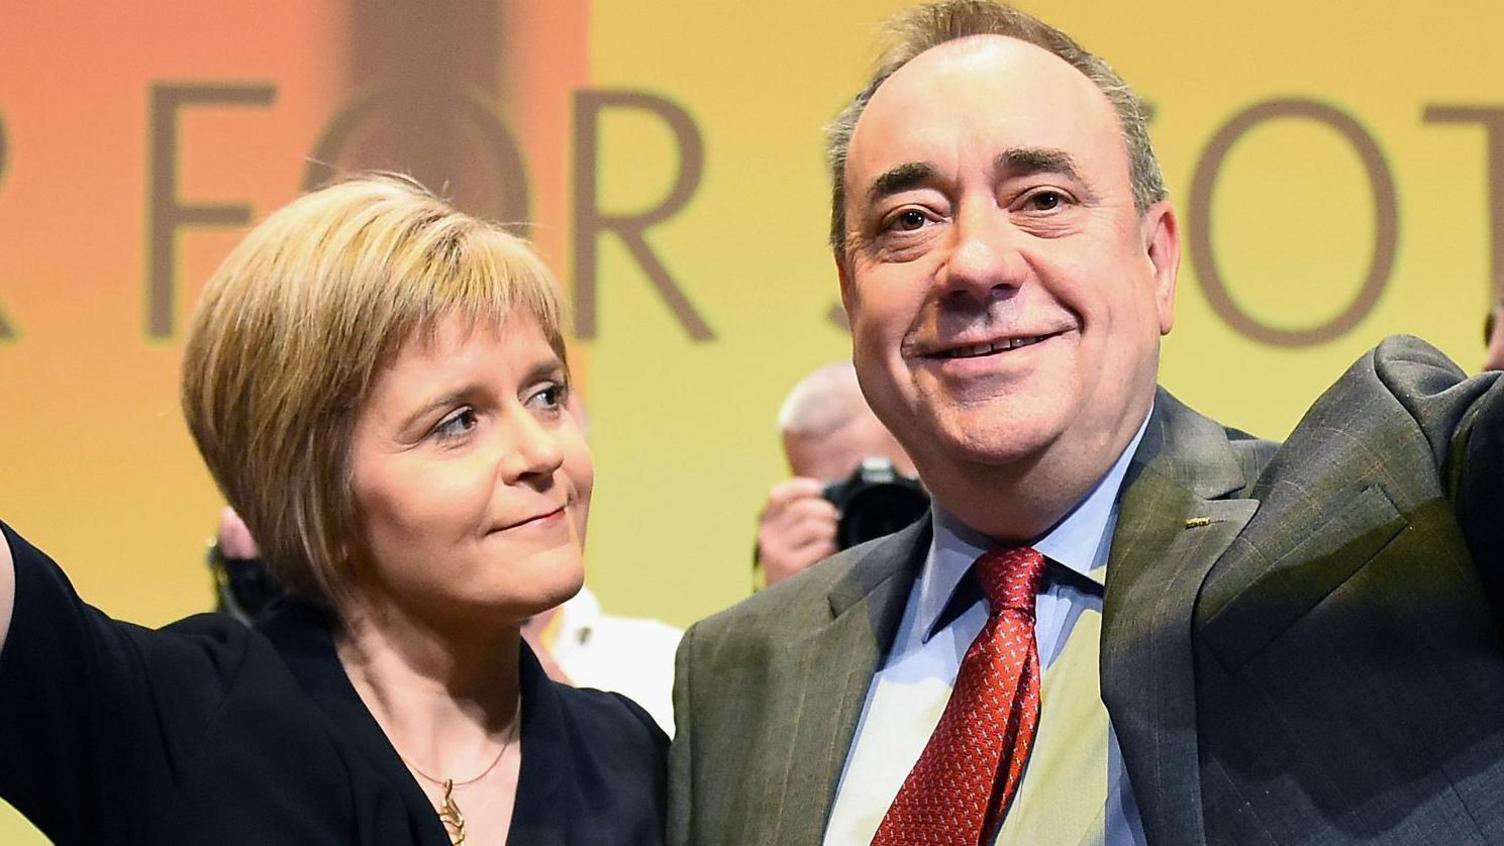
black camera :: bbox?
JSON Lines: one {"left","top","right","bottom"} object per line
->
{"left": 823, "top": 457, "right": 929, "bottom": 550}
{"left": 208, "top": 544, "right": 285, "bottom": 625}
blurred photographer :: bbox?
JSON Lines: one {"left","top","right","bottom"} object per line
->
{"left": 755, "top": 362, "right": 923, "bottom": 587}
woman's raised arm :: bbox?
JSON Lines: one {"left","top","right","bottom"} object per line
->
{"left": 0, "top": 531, "right": 13, "bottom": 658}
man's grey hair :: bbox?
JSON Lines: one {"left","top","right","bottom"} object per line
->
{"left": 825, "top": 0, "right": 1167, "bottom": 256}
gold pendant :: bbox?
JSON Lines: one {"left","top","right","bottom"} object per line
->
{"left": 438, "top": 779, "right": 467, "bottom": 845}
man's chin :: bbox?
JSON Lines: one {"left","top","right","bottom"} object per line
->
{"left": 919, "top": 403, "right": 1062, "bottom": 463}
{"left": 924, "top": 423, "right": 1057, "bottom": 473}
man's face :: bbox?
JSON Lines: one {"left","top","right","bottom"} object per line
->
{"left": 838, "top": 36, "right": 1178, "bottom": 530}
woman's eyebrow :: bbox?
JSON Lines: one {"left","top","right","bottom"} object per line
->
{"left": 397, "top": 391, "right": 468, "bottom": 433}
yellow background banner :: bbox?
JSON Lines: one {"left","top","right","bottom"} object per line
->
{"left": 1, "top": 0, "right": 1499, "bottom": 838}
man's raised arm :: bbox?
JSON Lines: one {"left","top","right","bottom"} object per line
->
{"left": 1459, "top": 372, "right": 1504, "bottom": 592}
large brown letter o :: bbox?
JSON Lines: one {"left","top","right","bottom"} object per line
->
{"left": 304, "top": 87, "right": 530, "bottom": 228}
{"left": 1188, "top": 99, "right": 1397, "bottom": 346}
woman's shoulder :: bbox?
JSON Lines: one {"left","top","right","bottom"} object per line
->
{"left": 551, "top": 681, "right": 666, "bottom": 744}
{"left": 517, "top": 675, "right": 667, "bottom": 844}
{"left": 3, "top": 520, "right": 314, "bottom": 743}
{"left": 1, "top": 520, "right": 262, "bottom": 679}
{"left": 521, "top": 642, "right": 668, "bottom": 778}
{"left": 0, "top": 522, "right": 327, "bottom": 842}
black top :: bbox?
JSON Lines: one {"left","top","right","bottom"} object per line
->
{"left": 0, "top": 522, "right": 667, "bottom": 845}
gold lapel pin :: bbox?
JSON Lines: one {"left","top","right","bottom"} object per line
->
{"left": 1184, "top": 516, "right": 1213, "bottom": 529}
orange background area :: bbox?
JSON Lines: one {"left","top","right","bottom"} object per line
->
{"left": 0, "top": 4, "right": 583, "bottom": 837}
{"left": 0, "top": 1, "right": 350, "bottom": 622}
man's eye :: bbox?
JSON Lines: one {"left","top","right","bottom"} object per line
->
{"left": 434, "top": 408, "right": 479, "bottom": 442}
{"left": 1026, "top": 190, "right": 1065, "bottom": 211}
{"left": 892, "top": 209, "right": 929, "bottom": 231}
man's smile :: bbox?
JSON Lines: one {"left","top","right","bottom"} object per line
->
{"left": 932, "top": 333, "right": 1055, "bottom": 358}
{"left": 908, "top": 327, "right": 1075, "bottom": 362}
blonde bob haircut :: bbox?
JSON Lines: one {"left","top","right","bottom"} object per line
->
{"left": 182, "top": 173, "right": 566, "bottom": 610}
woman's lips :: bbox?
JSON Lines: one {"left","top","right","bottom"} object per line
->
{"left": 492, "top": 506, "right": 566, "bottom": 533}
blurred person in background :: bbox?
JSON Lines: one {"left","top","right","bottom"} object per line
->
{"left": 207, "top": 507, "right": 283, "bottom": 624}
{"left": 0, "top": 175, "right": 665, "bottom": 845}
{"left": 754, "top": 362, "right": 920, "bottom": 587}
{"left": 519, "top": 582, "right": 680, "bottom": 734}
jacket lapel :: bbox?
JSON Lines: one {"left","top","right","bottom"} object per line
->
{"left": 768, "top": 518, "right": 930, "bottom": 844}
{"left": 1101, "top": 392, "right": 1260, "bottom": 846}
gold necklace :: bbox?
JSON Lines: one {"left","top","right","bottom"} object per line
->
{"left": 404, "top": 721, "right": 519, "bottom": 846}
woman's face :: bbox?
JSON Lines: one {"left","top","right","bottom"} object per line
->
{"left": 344, "top": 311, "right": 592, "bottom": 625}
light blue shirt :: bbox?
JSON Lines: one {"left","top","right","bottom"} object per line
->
{"left": 824, "top": 413, "right": 1151, "bottom": 845}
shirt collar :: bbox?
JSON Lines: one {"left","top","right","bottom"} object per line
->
{"left": 915, "top": 406, "right": 1153, "bottom": 643}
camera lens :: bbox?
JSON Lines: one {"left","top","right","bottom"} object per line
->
{"left": 823, "top": 457, "right": 929, "bottom": 550}
{"left": 836, "top": 482, "right": 929, "bottom": 549}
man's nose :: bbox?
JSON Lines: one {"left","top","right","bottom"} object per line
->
{"left": 937, "top": 202, "right": 1027, "bottom": 303}
{"left": 500, "top": 409, "right": 565, "bottom": 484}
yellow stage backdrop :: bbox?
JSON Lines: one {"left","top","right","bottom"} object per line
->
{"left": 1, "top": 0, "right": 1500, "bottom": 838}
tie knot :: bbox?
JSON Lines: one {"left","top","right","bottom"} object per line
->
{"left": 974, "top": 547, "right": 1046, "bottom": 614}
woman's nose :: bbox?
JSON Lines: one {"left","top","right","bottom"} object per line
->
{"left": 500, "top": 410, "right": 565, "bottom": 484}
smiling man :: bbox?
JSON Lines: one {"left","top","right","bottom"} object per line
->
{"left": 669, "top": 2, "right": 1504, "bottom": 845}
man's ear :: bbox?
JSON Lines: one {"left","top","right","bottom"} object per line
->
{"left": 1141, "top": 201, "right": 1180, "bottom": 336}
{"left": 836, "top": 251, "right": 856, "bottom": 318}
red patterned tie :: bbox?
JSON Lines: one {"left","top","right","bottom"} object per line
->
{"left": 872, "top": 547, "right": 1049, "bottom": 846}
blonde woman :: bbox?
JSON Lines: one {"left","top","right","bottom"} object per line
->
{"left": 0, "top": 175, "right": 665, "bottom": 845}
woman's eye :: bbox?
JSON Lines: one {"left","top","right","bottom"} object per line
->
{"left": 527, "top": 382, "right": 567, "bottom": 412}
{"left": 433, "top": 408, "right": 479, "bottom": 442}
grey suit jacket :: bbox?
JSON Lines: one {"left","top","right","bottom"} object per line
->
{"left": 669, "top": 336, "right": 1504, "bottom": 845}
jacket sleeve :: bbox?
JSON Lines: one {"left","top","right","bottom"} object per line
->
{"left": 1370, "top": 336, "right": 1504, "bottom": 604}
{"left": 1453, "top": 374, "right": 1504, "bottom": 598}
